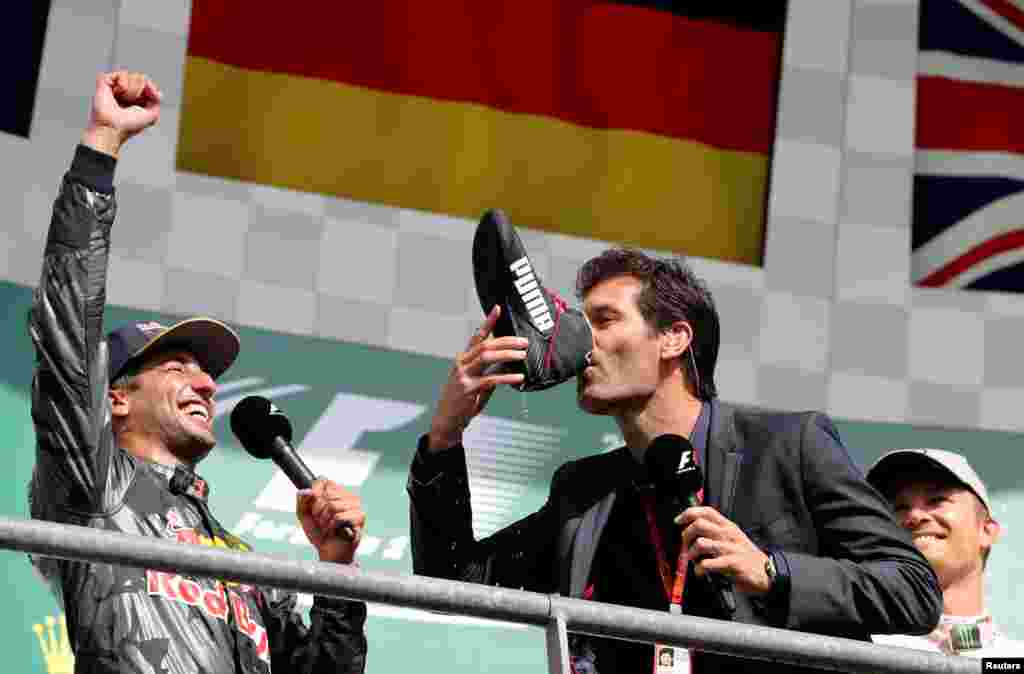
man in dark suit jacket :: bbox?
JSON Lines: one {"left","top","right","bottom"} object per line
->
{"left": 408, "top": 248, "right": 941, "bottom": 673}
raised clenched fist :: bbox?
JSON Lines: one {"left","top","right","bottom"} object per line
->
{"left": 82, "top": 71, "right": 162, "bottom": 158}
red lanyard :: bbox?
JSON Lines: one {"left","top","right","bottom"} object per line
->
{"left": 639, "top": 451, "right": 703, "bottom": 611}
{"left": 639, "top": 490, "right": 690, "bottom": 610}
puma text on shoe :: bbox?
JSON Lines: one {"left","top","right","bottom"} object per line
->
{"left": 510, "top": 256, "right": 555, "bottom": 332}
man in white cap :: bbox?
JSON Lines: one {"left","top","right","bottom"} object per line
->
{"left": 866, "top": 448, "right": 1024, "bottom": 657}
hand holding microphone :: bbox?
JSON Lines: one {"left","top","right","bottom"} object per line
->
{"left": 295, "top": 480, "right": 365, "bottom": 564}
{"left": 230, "top": 396, "right": 364, "bottom": 563}
{"left": 645, "top": 434, "right": 737, "bottom": 616}
{"left": 649, "top": 434, "right": 775, "bottom": 606}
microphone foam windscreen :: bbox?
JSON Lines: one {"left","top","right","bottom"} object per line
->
{"left": 645, "top": 433, "right": 703, "bottom": 494}
{"left": 230, "top": 395, "right": 293, "bottom": 459}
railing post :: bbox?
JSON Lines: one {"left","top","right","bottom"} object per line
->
{"left": 545, "top": 611, "right": 571, "bottom": 674}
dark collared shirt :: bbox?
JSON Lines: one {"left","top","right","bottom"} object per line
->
{"left": 586, "top": 404, "right": 711, "bottom": 673}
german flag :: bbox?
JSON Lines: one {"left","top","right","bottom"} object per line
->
{"left": 178, "top": 2, "right": 786, "bottom": 265}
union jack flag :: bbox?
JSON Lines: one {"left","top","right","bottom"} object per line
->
{"left": 912, "top": 0, "right": 1024, "bottom": 290}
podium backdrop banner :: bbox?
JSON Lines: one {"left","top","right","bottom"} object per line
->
{"left": 2, "top": 279, "right": 1022, "bottom": 673}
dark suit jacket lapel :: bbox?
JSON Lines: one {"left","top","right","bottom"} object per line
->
{"left": 562, "top": 404, "right": 746, "bottom": 598}
{"left": 705, "top": 399, "right": 742, "bottom": 520}
{"left": 558, "top": 448, "right": 635, "bottom": 597}
{"left": 568, "top": 491, "right": 617, "bottom": 597}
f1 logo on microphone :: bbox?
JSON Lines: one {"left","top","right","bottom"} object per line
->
{"left": 676, "top": 450, "right": 694, "bottom": 473}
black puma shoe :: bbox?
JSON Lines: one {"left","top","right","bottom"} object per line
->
{"left": 472, "top": 209, "right": 593, "bottom": 392}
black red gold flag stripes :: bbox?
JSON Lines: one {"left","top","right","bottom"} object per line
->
{"left": 178, "top": 1, "right": 786, "bottom": 265}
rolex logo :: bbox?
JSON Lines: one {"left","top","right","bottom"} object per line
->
{"left": 32, "top": 614, "right": 74, "bottom": 674}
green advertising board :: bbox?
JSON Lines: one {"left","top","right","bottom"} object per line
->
{"left": 1, "top": 279, "right": 1022, "bottom": 673}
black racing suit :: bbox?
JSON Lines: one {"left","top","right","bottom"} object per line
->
{"left": 28, "top": 145, "right": 368, "bottom": 674}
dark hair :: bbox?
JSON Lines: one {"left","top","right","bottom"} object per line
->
{"left": 576, "top": 248, "right": 719, "bottom": 400}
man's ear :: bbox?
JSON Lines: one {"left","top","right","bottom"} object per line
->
{"left": 661, "top": 320, "right": 693, "bottom": 361}
{"left": 982, "top": 516, "right": 1002, "bottom": 550}
{"left": 109, "top": 386, "right": 131, "bottom": 420}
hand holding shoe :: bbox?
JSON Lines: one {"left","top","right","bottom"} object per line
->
{"left": 427, "top": 306, "right": 527, "bottom": 452}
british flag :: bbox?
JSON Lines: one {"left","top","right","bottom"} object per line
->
{"left": 912, "top": 0, "right": 1024, "bottom": 290}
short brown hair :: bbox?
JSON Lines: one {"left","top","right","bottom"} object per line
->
{"left": 576, "top": 248, "right": 719, "bottom": 400}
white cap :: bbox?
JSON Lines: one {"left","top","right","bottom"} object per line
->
{"left": 866, "top": 448, "right": 991, "bottom": 514}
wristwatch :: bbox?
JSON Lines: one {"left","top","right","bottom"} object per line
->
{"left": 753, "top": 548, "right": 790, "bottom": 622}
{"left": 762, "top": 548, "right": 790, "bottom": 603}
{"left": 764, "top": 551, "right": 778, "bottom": 591}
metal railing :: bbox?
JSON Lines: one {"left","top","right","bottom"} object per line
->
{"left": 0, "top": 516, "right": 976, "bottom": 674}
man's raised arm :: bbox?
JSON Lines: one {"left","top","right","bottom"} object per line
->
{"left": 28, "top": 71, "right": 161, "bottom": 515}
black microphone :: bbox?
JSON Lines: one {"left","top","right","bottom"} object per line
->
{"left": 645, "top": 434, "right": 736, "bottom": 616}
{"left": 645, "top": 434, "right": 703, "bottom": 507}
{"left": 230, "top": 395, "right": 354, "bottom": 540}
